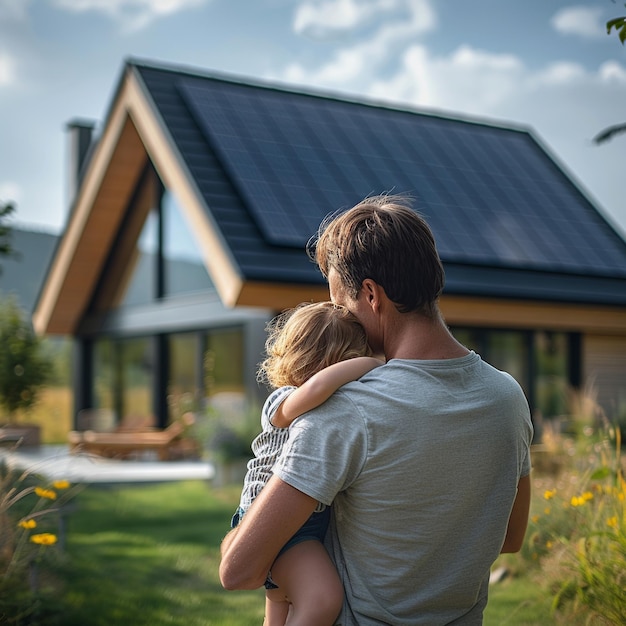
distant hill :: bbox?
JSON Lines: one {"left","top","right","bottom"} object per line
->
{"left": 0, "top": 228, "right": 59, "bottom": 313}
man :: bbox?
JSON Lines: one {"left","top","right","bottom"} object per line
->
{"left": 220, "top": 194, "right": 533, "bottom": 625}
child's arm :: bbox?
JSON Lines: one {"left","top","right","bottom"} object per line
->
{"left": 271, "top": 356, "right": 383, "bottom": 429}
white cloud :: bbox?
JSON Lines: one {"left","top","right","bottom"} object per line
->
{"left": 51, "top": 0, "right": 208, "bottom": 32}
{"left": 369, "top": 45, "right": 525, "bottom": 113}
{"left": 0, "top": 181, "right": 22, "bottom": 206}
{"left": 599, "top": 59, "right": 626, "bottom": 83}
{"left": 551, "top": 5, "right": 606, "bottom": 39}
{"left": 293, "top": 0, "right": 435, "bottom": 39}
{"left": 0, "top": 51, "right": 15, "bottom": 87}
{"left": 295, "top": 0, "right": 394, "bottom": 38}
{"left": 285, "top": 0, "right": 436, "bottom": 87}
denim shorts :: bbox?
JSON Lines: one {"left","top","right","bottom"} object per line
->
{"left": 230, "top": 504, "right": 331, "bottom": 589}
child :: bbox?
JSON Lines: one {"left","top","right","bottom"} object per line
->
{"left": 231, "top": 301, "right": 383, "bottom": 626}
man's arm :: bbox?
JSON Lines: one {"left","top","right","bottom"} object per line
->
{"left": 272, "top": 356, "right": 383, "bottom": 428}
{"left": 500, "top": 473, "right": 531, "bottom": 553}
{"left": 219, "top": 475, "right": 318, "bottom": 590}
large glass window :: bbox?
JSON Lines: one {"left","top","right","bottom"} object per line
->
{"left": 93, "top": 338, "right": 115, "bottom": 412}
{"left": 92, "top": 337, "right": 154, "bottom": 426}
{"left": 534, "top": 331, "right": 569, "bottom": 419}
{"left": 204, "top": 327, "right": 245, "bottom": 398}
{"left": 168, "top": 332, "right": 200, "bottom": 421}
{"left": 163, "top": 190, "right": 215, "bottom": 297}
{"left": 120, "top": 337, "right": 153, "bottom": 420}
{"left": 120, "top": 208, "right": 159, "bottom": 307}
{"left": 93, "top": 328, "right": 245, "bottom": 427}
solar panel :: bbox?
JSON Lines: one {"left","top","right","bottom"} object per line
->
{"left": 177, "top": 76, "right": 626, "bottom": 276}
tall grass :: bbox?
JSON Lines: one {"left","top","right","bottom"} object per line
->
{"left": 511, "top": 387, "right": 626, "bottom": 625}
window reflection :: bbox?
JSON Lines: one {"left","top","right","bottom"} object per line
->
{"left": 162, "top": 190, "right": 215, "bottom": 297}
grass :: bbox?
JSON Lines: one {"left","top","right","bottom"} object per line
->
{"left": 51, "top": 482, "right": 265, "bottom": 626}
{"left": 484, "top": 569, "right": 554, "bottom": 625}
{"left": 29, "top": 480, "right": 551, "bottom": 625}
{"left": 9, "top": 387, "right": 73, "bottom": 444}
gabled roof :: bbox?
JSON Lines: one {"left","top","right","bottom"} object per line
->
{"left": 34, "top": 59, "right": 626, "bottom": 335}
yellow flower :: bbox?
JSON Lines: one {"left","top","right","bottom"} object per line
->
{"left": 18, "top": 519, "right": 37, "bottom": 529}
{"left": 546, "top": 541, "right": 553, "bottom": 549}
{"left": 582, "top": 491, "right": 593, "bottom": 502}
{"left": 52, "top": 480, "right": 70, "bottom": 490}
{"left": 571, "top": 496, "right": 585, "bottom": 507}
{"left": 544, "top": 507, "right": 551, "bottom": 515}
{"left": 607, "top": 516, "right": 618, "bottom": 529}
{"left": 30, "top": 533, "right": 58, "bottom": 546}
{"left": 34, "top": 487, "right": 57, "bottom": 500}
{"left": 531, "top": 515, "right": 539, "bottom": 523}
{"left": 543, "top": 489, "right": 556, "bottom": 500}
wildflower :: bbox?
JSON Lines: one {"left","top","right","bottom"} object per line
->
{"left": 546, "top": 541, "right": 553, "bottom": 549}
{"left": 52, "top": 480, "right": 70, "bottom": 490}
{"left": 543, "top": 489, "right": 556, "bottom": 500}
{"left": 531, "top": 515, "right": 539, "bottom": 523}
{"left": 30, "top": 533, "right": 58, "bottom": 546}
{"left": 34, "top": 487, "right": 57, "bottom": 500}
{"left": 18, "top": 519, "right": 37, "bottom": 529}
{"left": 582, "top": 491, "right": 593, "bottom": 502}
{"left": 606, "top": 516, "right": 618, "bottom": 529}
{"left": 571, "top": 496, "right": 586, "bottom": 507}
{"left": 544, "top": 507, "right": 551, "bottom": 515}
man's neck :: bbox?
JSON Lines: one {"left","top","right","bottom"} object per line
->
{"left": 384, "top": 311, "right": 469, "bottom": 361}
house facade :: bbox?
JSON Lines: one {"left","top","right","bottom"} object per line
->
{"left": 33, "top": 59, "right": 626, "bottom": 433}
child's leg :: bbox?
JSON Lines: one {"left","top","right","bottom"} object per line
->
{"left": 263, "top": 592, "right": 290, "bottom": 626}
{"left": 268, "top": 540, "right": 343, "bottom": 626}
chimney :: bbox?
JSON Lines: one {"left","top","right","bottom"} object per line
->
{"left": 66, "top": 119, "right": 95, "bottom": 203}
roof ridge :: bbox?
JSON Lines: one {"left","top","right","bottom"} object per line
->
{"left": 127, "top": 56, "right": 530, "bottom": 135}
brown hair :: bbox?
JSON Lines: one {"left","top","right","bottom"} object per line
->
{"left": 308, "top": 194, "right": 445, "bottom": 317}
{"left": 257, "top": 301, "right": 371, "bottom": 389}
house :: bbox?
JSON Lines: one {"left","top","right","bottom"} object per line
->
{"left": 33, "top": 58, "right": 626, "bottom": 433}
{"left": 0, "top": 228, "right": 59, "bottom": 313}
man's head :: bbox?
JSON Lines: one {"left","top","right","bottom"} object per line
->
{"left": 308, "top": 194, "right": 445, "bottom": 318}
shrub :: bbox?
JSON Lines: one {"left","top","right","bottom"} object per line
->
{"left": 528, "top": 387, "right": 625, "bottom": 625}
{"left": 0, "top": 457, "right": 79, "bottom": 624}
{"left": 0, "top": 297, "right": 53, "bottom": 423}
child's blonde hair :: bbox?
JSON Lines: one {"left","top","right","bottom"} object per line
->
{"left": 258, "top": 302, "right": 371, "bottom": 389}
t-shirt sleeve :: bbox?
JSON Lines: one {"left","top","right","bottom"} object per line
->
{"left": 261, "top": 386, "right": 296, "bottom": 430}
{"left": 520, "top": 410, "right": 534, "bottom": 477}
{"left": 272, "top": 389, "right": 368, "bottom": 506}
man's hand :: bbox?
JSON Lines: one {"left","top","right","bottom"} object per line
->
{"left": 219, "top": 476, "right": 319, "bottom": 589}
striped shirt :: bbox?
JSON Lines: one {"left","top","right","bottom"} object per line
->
{"left": 238, "top": 386, "right": 296, "bottom": 512}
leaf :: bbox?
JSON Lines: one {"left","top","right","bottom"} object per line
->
{"left": 590, "top": 467, "right": 611, "bottom": 480}
{"left": 593, "top": 123, "right": 626, "bottom": 144}
{"left": 606, "top": 16, "right": 626, "bottom": 44}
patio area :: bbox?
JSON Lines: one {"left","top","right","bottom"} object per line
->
{"left": 0, "top": 443, "right": 215, "bottom": 484}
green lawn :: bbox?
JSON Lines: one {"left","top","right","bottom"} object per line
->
{"left": 42, "top": 481, "right": 551, "bottom": 625}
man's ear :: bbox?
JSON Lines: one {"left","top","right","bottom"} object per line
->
{"left": 361, "top": 279, "right": 381, "bottom": 310}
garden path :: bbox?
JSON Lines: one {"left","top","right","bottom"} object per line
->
{"left": 0, "top": 444, "right": 215, "bottom": 484}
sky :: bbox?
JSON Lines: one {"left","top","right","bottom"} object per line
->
{"left": 1, "top": 0, "right": 625, "bottom": 240}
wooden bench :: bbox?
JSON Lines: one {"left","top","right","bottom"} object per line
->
{"left": 68, "top": 414, "right": 198, "bottom": 461}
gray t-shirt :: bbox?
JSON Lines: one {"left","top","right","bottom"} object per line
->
{"left": 273, "top": 351, "right": 533, "bottom": 625}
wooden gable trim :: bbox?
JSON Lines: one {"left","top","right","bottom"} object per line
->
{"left": 440, "top": 295, "right": 626, "bottom": 335}
{"left": 33, "top": 96, "right": 148, "bottom": 335}
{"left": 122, "top": 69, "right": 244, "bottom": 308}
{"left": 237, "top": 281, "right": 330, "bottom": 311}
{"left": 33, "top": 68, "right": 246, "bottom": 335}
